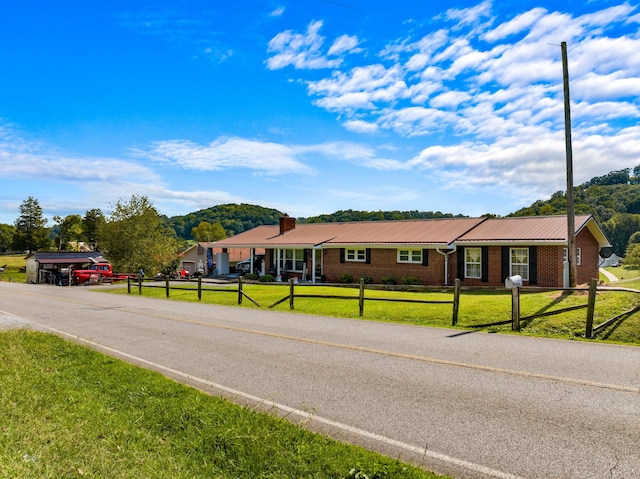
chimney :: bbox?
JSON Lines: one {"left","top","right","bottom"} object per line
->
{"left": 279, "top": 216, "right": 296, "bottom": 234}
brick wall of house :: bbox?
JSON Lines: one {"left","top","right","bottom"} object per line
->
{"left": 447, "top": 237, "right": 600, "bottom": 288}
{"left": 577, "top": 228, "right": 600, "bottom": 285}
{"left": 265, "top": 227, "right": 601, "bottom": 287}
{"left": 322, "top": 248, "right": 447, "bottom": 285}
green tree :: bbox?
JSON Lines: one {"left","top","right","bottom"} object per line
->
{"left": 12, "top": 196, "right": 50, "bottom": 252}
{"left": 82, "top": 208, "right": 106, "bottom": 251}
{"left": 99, "top": 195, "right": 179, "bottom": 274}
{"left": 53, "top": 214, "right": 83, "bottom": 251}
{"left": 191, "top": 221, "right": 227, "bottom": 242}
{"left": 0, "top": 224, "right": 15, "bottom": 252}
{"left": 603, "top": 213, "right": 640, "bottom": 257}
{"left": 624, "top": 243, "right": 640, "bottom": 268}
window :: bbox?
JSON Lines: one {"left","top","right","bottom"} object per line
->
{"left": 563, "top": 247, "right": 582, "bottom": 266}
{"left": 465, "top": 247, "right": 481, "bottom": 278}
{"left": 397, "top": 249, "right": 422, "bottom": 263}
{"left": 280, "top": 249, "right": 305, "bottom": 272}
{"left": 511, "top": 248, "right": 529, "bottom": 280}
{"left": 346, "top": 248, "right": 366, "bottom": 262}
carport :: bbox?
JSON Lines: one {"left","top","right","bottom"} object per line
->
{"left": 26, "top": 252, "right": 104, "bottom": 285}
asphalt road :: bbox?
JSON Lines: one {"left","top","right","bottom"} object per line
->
{"left": 1, "top": 282, "right": 639, "bottom": 479}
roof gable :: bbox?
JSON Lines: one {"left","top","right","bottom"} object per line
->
{"left": 456, "top": 214, "right": 610, "bottom": 246}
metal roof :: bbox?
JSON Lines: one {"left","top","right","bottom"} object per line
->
{"left": 455, "top": 214, "right": 610, "bottom": 246}
{"left": 211, "top": 215, "right": 611, "bottom": 249}
{"left": 213, "top": 218, "right": 486, "bottom": 248}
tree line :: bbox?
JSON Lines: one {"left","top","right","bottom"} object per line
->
{"left": 5, "top": 164, "right": 640, "bottom": 272}
{"left": 1, "top": 196, "right": 185, "bottom": 275}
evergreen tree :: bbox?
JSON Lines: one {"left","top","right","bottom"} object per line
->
{"left": 12, "top": 196, "right": 50, "bottom": 252}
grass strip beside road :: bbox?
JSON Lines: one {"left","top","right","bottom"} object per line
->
{"left": 0, "top": 330, "right": 447, "bottom": 479}
{"left": 108, "top": 281, "right": 640, "bottom": 346}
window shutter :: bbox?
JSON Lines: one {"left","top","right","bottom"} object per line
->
{"left": 457, "top": 247, "right": 465, "bottom": 280}
{"left": 529, "top": 246, "right": 538, "bottom": 285}
{"left": 501, "top": 246, "right": 509, "bottom": 281}
{"left": 422, "top": 249, "right": 429, "bottom": 266}
{"left": 481, "top": 246, "right": 489, "bottom": 282}
{"left": 365, "top": 248, "right": 371, "bottom": 264}
{"left": 340, "top": 248, "right": 345, "bottom": 263}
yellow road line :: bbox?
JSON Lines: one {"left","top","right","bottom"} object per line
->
{"left": 6, "top": 288, "right": 640, "bottom": 394}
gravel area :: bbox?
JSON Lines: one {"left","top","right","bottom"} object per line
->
{"left": 0, "top": 312, "right": 29, "bottom": 330}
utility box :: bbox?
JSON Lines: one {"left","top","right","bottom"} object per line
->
{"left": 505, "top": 275, "right": 523, "bottom": 288}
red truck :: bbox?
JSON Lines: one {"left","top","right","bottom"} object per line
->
{"left": 71, "top": 262, "right": 136, "bottom": 285}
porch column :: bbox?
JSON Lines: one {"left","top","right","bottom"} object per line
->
{"left": 276, "top": 249, "right": 281, "bottom": 278}
{"left": 312, "top": 248, "right": 317, "bottom": 283}
{"left": 250, "top": 248, "right": 255, "bottom": 274}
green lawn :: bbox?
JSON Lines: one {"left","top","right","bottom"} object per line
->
{"left": 0, "top": 330, "right": 447, "bottom": 479}
{"left": 113, "top": 279, "right": 640, "bottom": 346}
{"left": 0, "top": 254, "right": 27, "bottom": 283}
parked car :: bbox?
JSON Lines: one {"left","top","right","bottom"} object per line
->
{"left": 236, "top": 254, "right": 264, "bottom": 275}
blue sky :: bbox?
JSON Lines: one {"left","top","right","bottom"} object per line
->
{"left": 1, "top": 0, "right": 639, "bottom": 225}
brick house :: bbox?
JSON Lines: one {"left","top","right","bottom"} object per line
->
{"left": 211, "top": 215, "right": 610, "bottom": 287}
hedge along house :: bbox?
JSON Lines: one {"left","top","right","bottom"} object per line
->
{"left": 454, "top": 214, "right": 610, "bottom": 287}
{"left": 211, "top": 215, "right": 610, "bottom": 287}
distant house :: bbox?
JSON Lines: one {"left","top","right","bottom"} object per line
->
{"left": 210, "top": 215, "right": 610, "bottom": 287}
{"left": 178, "top": 243, "right": 264, "bottom": 276}
{"left": 599, "top": 253, "right": 621, "bottom": 268}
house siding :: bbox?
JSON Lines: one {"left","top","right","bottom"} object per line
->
{"left": 322, "top": 248, "right": 446, "bottom": 285}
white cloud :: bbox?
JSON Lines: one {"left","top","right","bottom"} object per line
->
{"left": 328, "top": 34, "right": 362, "bottom": 56}
{"left": 342, "top": 119, "right": 379, "bottom": 134}
{"left": 444, "top": 0, "right": 492, "bottom": 28}
{"left": 483, "top": 8, "right": 547, "bottom": 42}
{"left": 142, "top": 137, "right": 315, "bottom": 175}
{"left": 266, "top": 20, "right": 355, "bottom": 70}
{"left": 269, "top": 6, "right": 285, "bottom": 17}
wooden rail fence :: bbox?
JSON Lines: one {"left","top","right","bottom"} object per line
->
{"left": 127, "top": 276, "right": 638, "bottom": 338}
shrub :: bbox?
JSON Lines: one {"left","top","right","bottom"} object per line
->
{"left": 361, "top": 276, "right": 373, "bottom": 284}
{"left": 401, "top": 275, "right": 421, "bottom": 285}
{"left": 258, "top": 274, "right": 275, "bottom": 283}
{"left": 340, "top": 273, "right": 354, "bottom": 283}
{"left": 244, "top": 273, "right": 260, "bottom": 281}
{"left": 381, "top": 276, "right": 397, "bottom": 285}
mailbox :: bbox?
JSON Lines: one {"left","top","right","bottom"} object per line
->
{"left": 505, "top": 275, "right": 523, "bottom": 288}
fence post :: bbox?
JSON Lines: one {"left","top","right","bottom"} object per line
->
{"left": 138, "top": 276, "right": 142, "bottom": 295}
{"left": 127, "top": 276, "right": 131, "bottom": 294}
{"left": 289, "top": 278, "right": 295, "bottom": 310}
{"left": 452, "top": 278, "right": 460, "bottom": 325}
{"left": 165, "top": 277, "right": 170, "bottom": 298}
{"left": 359, "top": 278, "right": 365, "bottom": 316}
{"left": 238, "top": 276, "right": 243, "bottom": 305}
{"left": 198, "top": 275, "right": 202, "bottom": 301}
{"left": 585, "top": 278, "right": 597, "bottom": 338}
{"left": 511, "top": 287, "right": 520, "bottom": 331}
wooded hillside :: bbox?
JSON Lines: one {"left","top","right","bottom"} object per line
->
{"left": 511, "top": 167, "right": 640, "bottom": 256}
{"left": 168, "top": 204, "right": 285, "bottom": 239}
{"left": 168, "top": 166, "right": 640, "bottom": 257}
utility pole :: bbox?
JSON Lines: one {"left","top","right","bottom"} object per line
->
{"left": 562, "top": 41, "right": 577, "bottom": 287}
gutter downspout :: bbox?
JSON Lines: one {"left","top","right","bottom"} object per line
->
{"left": 436, "top": 244, "right": 457, "bottom": 286}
